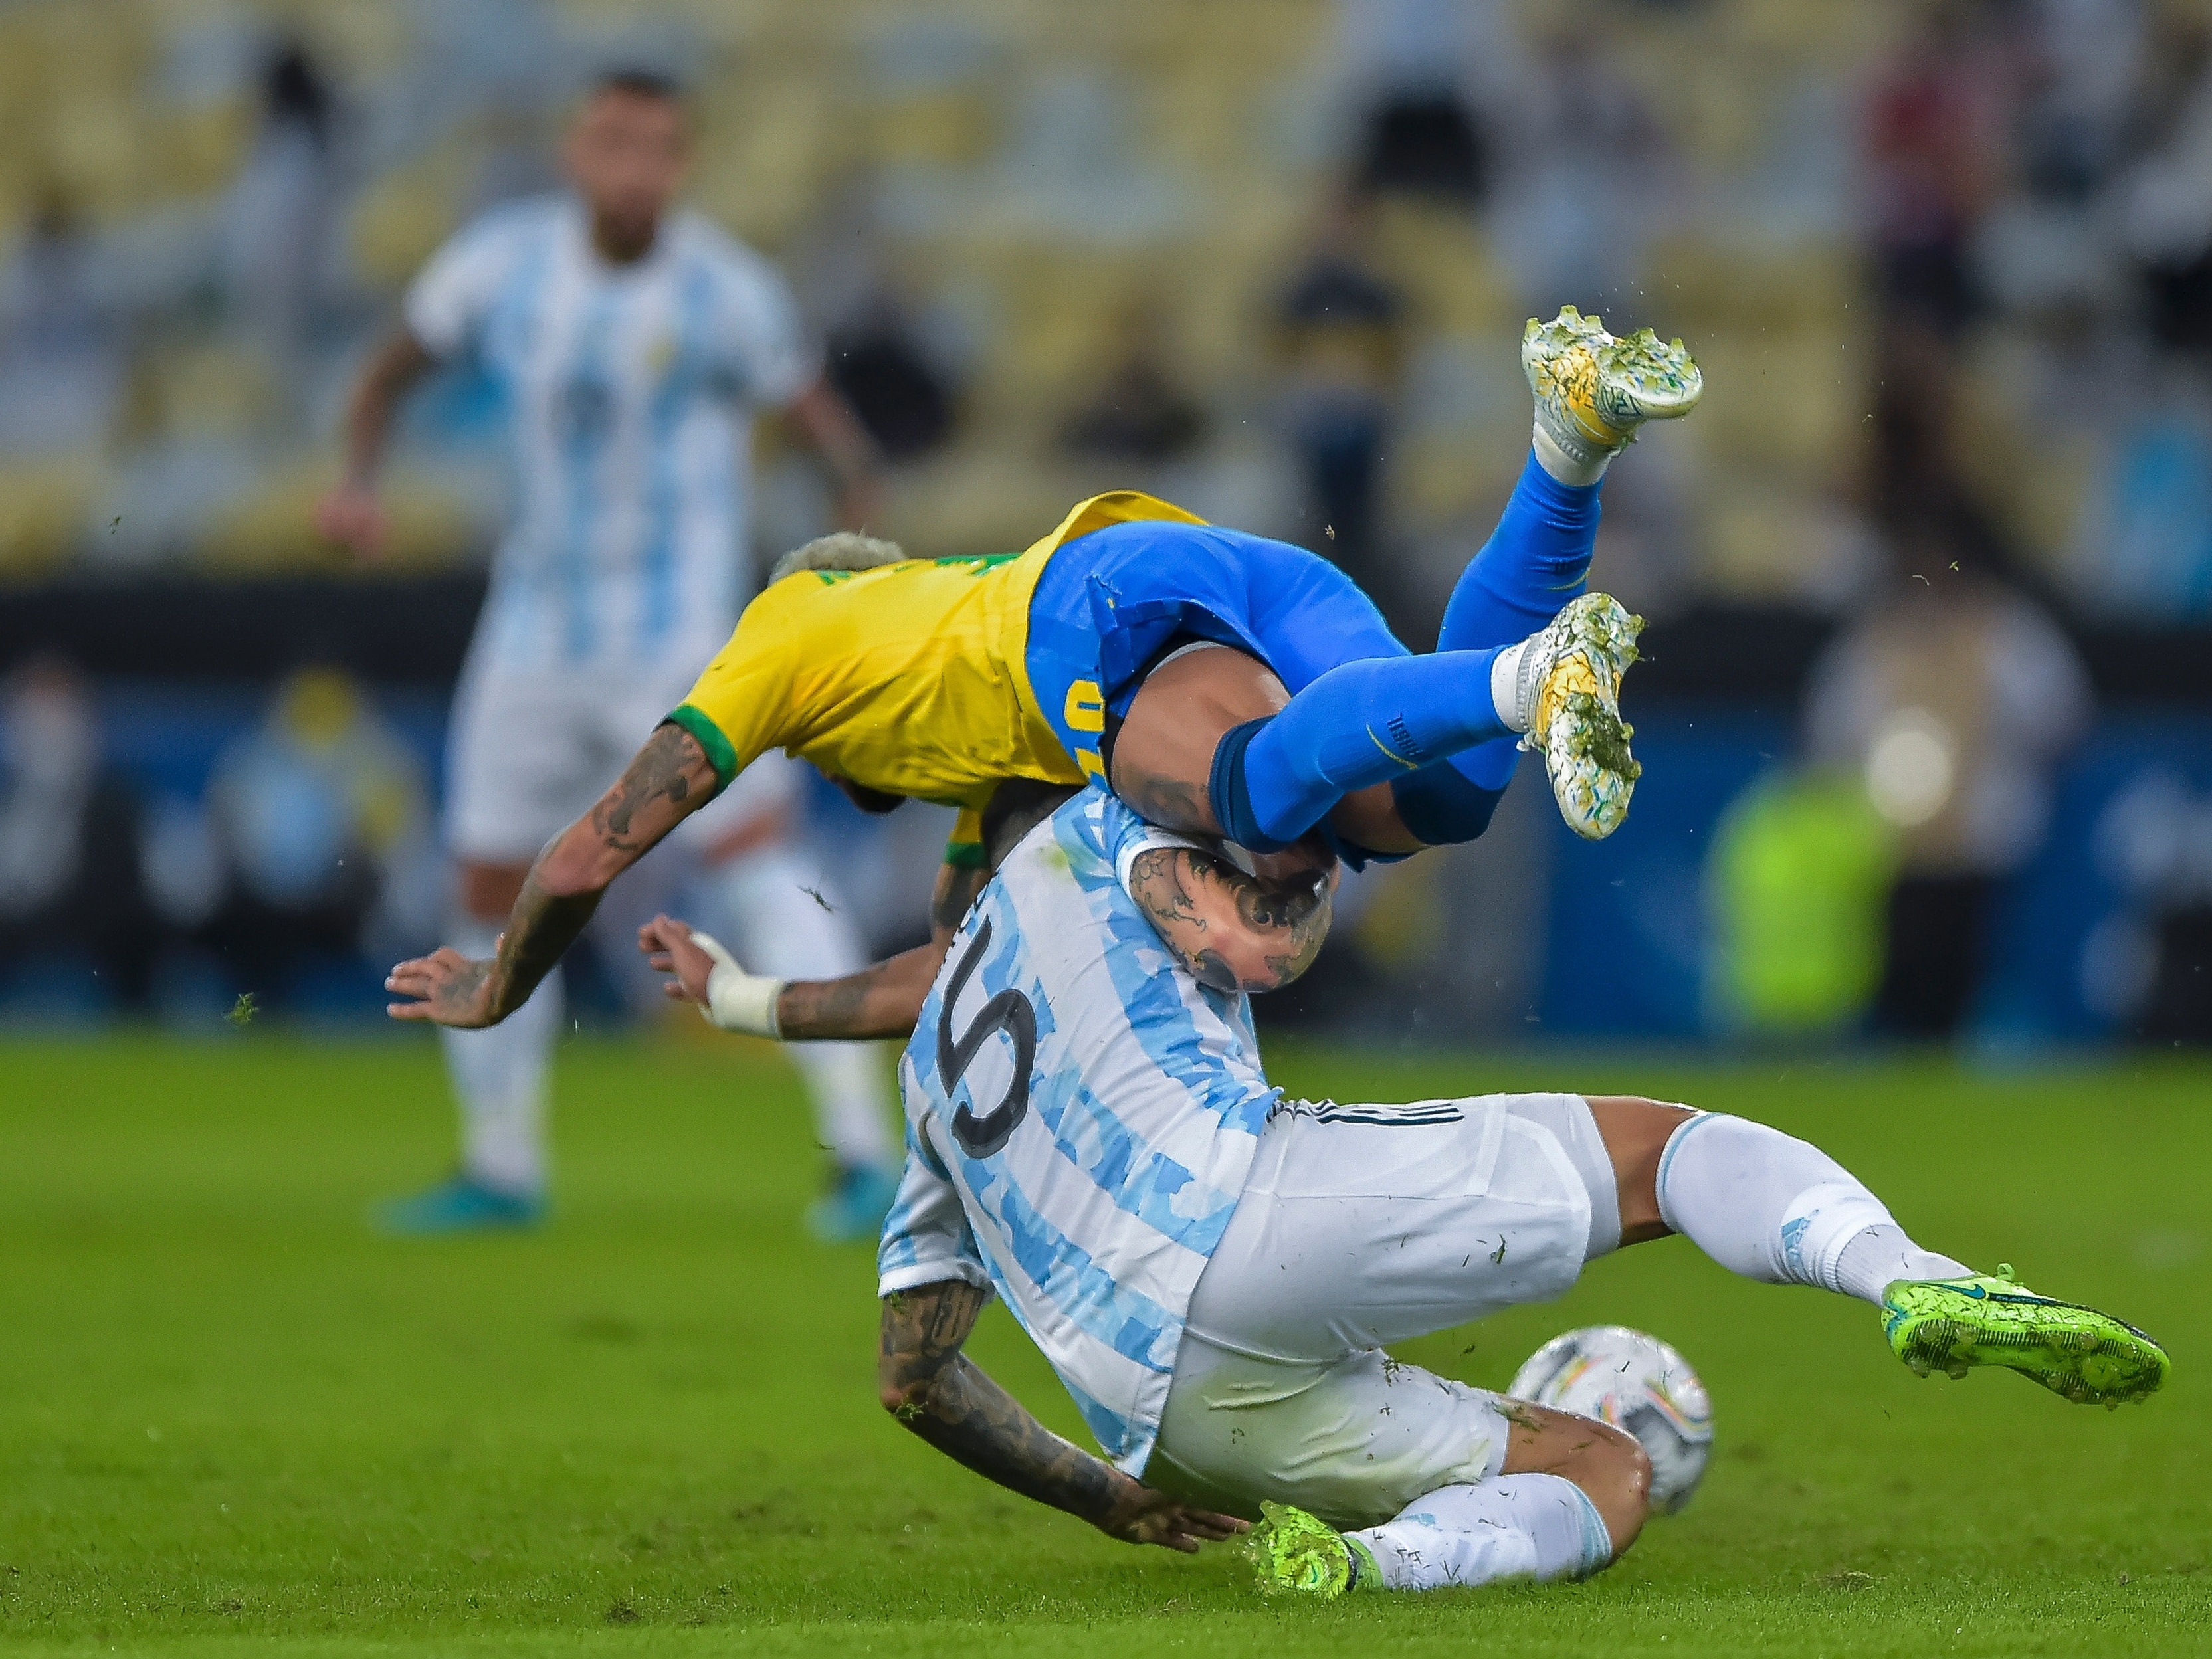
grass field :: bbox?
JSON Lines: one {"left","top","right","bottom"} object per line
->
{"left": 2, "top": 1032, "right": 2207, "bottom": 1657}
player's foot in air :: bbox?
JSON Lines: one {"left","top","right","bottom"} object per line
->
{"left": 807, "top": 1160, "right": 901, "bottom": 1244}
{"left": 374, "top": 1173, "right": 545, "bottom": 1236}
{"left": 1883, "top": 1264, "right": 2170, "bottom": 1406}
{"left": 1247, "top": 1501, "right": 1379, "bottom": 1599}
{"left": 1522, "top": 305, "right": 1703, "bottom": 473}
{"left": 1508, "top": 591, "right": 1645, "bottom": 840}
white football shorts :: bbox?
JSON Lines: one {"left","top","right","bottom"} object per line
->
{"left": 1148, "top": 1092, "right": 1610, "bottom": 1531}
{"left": 444, "top": 658, "right": 799, "bottom": 866}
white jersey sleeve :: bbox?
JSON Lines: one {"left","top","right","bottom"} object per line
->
{"left": 877, "top": 1102, "right": 995, "bottom": 1297}
{"left": 403, "top": 203, "right": 540, "bottom": 360}
{"left": 687, "top": 215, "right": 818, "bottom": 409}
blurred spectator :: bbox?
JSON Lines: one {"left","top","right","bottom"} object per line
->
{"left": 223, "top": 37, "right": 342, "bottom": 371}
{"left": 825, "top": 287, "right": 959, "bottom": 464}
{"left": 1488, "top": 23, "right": 1668, "bottom": 316}
{"left": 1334, "top": 0, "right": 1493, "bottom": 205}
{"left": 2069, "top": 345, "right": 2212, "bottom": 616}
{"left": 1862, "top": 0, "right": 2013, "bottom": 336}
{"left": 0, "top": 658, "right": 155, "bottom": 1011}
{"left": 1058, "top": 296, "right": 1208, "bottom": 470}
{"left": 1804, "top": 530, "right": 2092, "bottom": 1040}
{"left": 1274, "top": 191, "right": 1405, "bottom": 581}
{"left": 0, "top": 189, "right": 122, "bottom": 457}
{"left": 1708, "top": 771, "right": 1898, "bottom": 1038}
{"left": 199, "top": 668, "right": 434, "bottom": 1003}
{"left": 2120, "top": 13, "right": 2212, "bottom": 355}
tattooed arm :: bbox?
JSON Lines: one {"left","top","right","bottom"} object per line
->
{"left": 878, "top": 1279, "right": 1249, "bottom": 1552}
{"left": 1125, "top": 846, "right": 1334, "bottom": 994}
{"left": 642, "top": 777, "right": 1086, "bottom": 1041}
{"left": 774, "top": 855, "right": 985, "bottom": 1037}
{"left": 639, "top": 851, "right": 985, "bottom": 1040}
{"left": 386, "top": 723, "right": 718, "bottom": 1028}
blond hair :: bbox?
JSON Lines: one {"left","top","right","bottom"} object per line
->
{"left": 769, "top": 531, "right": 910, "bottom": 584}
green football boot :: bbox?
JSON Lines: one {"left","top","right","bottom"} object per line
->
{"left": 1883, "top": 1264, "right": 2170, "bottom": 1407}
{"left": 1247, "top": 1502, "right": 1380, "bottom": 1599}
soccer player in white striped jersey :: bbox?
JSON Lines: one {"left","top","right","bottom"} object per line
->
{"left": 649, "top": 788, "right": 2165, "bottom": 1594}
{"left": 319, "top": 69, "right": 893, "bottom": 1234}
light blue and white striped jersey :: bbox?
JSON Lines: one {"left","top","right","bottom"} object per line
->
{"left": 878, "top": 792, "right": 1278, "bottom": 1475}
{"left": 405, "top": 195, "right": 815, "bottom": 674}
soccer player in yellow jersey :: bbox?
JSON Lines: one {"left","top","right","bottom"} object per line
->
{"left": 387, "top": 308, "right": 1702, "bottom": 1040}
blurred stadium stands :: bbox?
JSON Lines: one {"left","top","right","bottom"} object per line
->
{"left": 5, "top": 0, "right": 2212, "bottom": 1045}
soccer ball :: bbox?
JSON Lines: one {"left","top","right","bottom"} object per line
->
{"left": 1508, "top": 1325, "right": 1715, "bottom": 1515}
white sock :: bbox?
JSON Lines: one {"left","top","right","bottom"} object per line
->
{"left": 788, "top": 1040, "right": 896, "bottom": 1169}
{"left": 719, "top": 845, "right": 895, "bottom": 1168}
{"left": 1490, "top": 638, "right": 1532, "bottom": 734}
{"left": 1351, "top": 1475, "right": 1615, "bottom": 1591}
{"left": 439, "top": 916, "right": 558, "bottom": 1197}
{"left": 1532, "top": 422, "right": 1613, "bottom": 487}
{"left": 1833, "top": 1223, "right": 1975, "bottom": 1302}
{"left": 1655, "top": 1114, "right": 1969, "bottom": 1303}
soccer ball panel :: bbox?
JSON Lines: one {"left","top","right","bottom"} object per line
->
{"left": 1508, "top": 1325, "right": 1714, "bottom": 1515}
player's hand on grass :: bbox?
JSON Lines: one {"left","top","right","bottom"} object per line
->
{"left": 385, "top": 947, "right": 500, "bottom": 1028}
{"left": 1095, "top": 1475, "right": 1251, "bottom": 1554}
{"left": 316, "top": 481, "right": 389, "bottom": 560}
{"left": 638, "top": 914, "right": 715, "bottom": 1005}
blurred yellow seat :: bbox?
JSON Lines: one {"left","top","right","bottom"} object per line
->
{"left": 0, "top": 455, "right": 100, "bottom": 580}
{"left": 196, "top": 458, "right": 478, "bottom": 575}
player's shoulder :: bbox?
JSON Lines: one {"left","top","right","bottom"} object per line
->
{"left": 667, "top": 211, "right": 792, "bottom": 298}
{"left": 1023, "top": 789, "right": 1126, "bottom": 890}
{"left": 445, "top": 193, "right": 570, "bottom": 259}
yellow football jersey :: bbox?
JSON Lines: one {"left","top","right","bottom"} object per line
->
{"left": 667, "top": 492, "right": 1201, "bottom": 864}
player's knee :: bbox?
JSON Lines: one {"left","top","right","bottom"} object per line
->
{"left": 1584, "top": 1095, "right": 1698, "bottom": 1248}
{"left": 1568, "top": 1418, "right": 1651, "bottom": 1560}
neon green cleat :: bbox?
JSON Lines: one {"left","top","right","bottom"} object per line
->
{"left": 1511, "top": 591, "right": 1645, "bottom": 841}
{"left": 1883, "top": 1264, "right": 2171, "bottom": 1407}
{"left": 1522, "top": 306, "right": 1703, "bottom": 473}
{"left": 1247, "top": 1502, "right": 1379, "bottom": 1599}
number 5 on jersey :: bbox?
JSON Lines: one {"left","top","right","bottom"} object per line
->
{"left": 936, "top": 920, "right": 1036, "bottom": 1158}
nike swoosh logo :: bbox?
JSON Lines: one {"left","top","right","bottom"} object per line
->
{"left": 1364, "top": 727, "right": 1421, "bottom": 770}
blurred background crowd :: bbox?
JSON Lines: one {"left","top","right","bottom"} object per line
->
{"left": 4, "top": 0, "right": 2212, "bottom": 1050}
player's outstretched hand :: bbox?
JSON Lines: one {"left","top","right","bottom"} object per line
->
{"left": 315, "top": 482, "right": 389, "bottom": 560}
{"left": 385, "top": 947, "right": 500, "bottom": 1028}
{"left": 1095, "top": 1478, "right": 1251, "bottom": 1554}
{"left": 638, "top": 914, "right": 716, "bottom": 1005}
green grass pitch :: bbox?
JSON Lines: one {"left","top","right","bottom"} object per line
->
{"left": 3, "top": 1032, "right": 2207, "bottom": 1657}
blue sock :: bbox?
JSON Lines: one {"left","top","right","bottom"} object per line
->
{"left": 1430, "top": 447, "right": 1605, "bottom": 795}
{"left": 1439, "top": 448, "right": 1605, "bottom": 652}
{"left": 1213, "top": 649, "right": 1508, "bottom": 850}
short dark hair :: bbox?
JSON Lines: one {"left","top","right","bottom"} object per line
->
{"left": 592, "top": 67, "right": 685, "bottom": 104}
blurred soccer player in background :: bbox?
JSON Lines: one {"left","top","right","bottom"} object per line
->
{"left": 319, "top": 68, "right": 893, "bottom": 1236}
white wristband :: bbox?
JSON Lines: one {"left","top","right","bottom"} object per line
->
{"left": 692, "top": 930, "right": 785, "bottom": 1038}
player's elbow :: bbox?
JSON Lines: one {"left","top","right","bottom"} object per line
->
{"left": 534, "top": 825, "right": 623, "bottom": 898}
{"left": 878, "top": 1373, "right": 935, "bottom": 1423}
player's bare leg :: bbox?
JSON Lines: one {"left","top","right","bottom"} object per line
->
{"left": 1109, "top": 642, "right": 1419, "bottom": 869}
{"left": 1251, "top": 1403, "right": 1648, "bottom": 1599}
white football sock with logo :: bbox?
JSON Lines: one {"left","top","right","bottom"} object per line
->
{"left": 1655, "top": 1114, "right": 1970, "bottom": 1304}
{"left": 439, "top": 916, "right": 559, "bottom": 1198}
{"left": 1349, "top": 1474, "right": 1615, "bottom": 1591}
